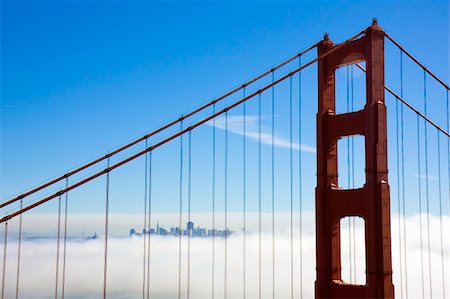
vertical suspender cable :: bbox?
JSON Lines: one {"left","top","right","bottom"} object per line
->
{"left": 271, "top": 71, "right": 276, "bottom": 299}
{"left": 417, "top": 113, "right": 425, "bottom": 299}
{"left": 55, "top": 193, "right": 62, "bottom": 299}
{"left": 225, "top": 111, "right": 229, "bottom": 299}
{"left": 289, "top": 76, "right": 294, "bottom": 299}
{"left": 350, "top": 65, "right": 356, "bottom": 282}
{"left": 187, "top": 131, "right": 192, "bottom": 299}
{"left": 423, "top": 72, "right": 433, "bottom": 299}
{"left": 395, "top": 68, "right": 404, "bottom": 298}
{"left": 298, "top": 57, "right": 303, "bottom": 299}
{"left": 212, "top": 105, "right": 216, "bottom": 299}
{"left": 437, "top": 131, "right": 446, "bottom": 299}
{"left": 142, "top": 140, "right": 149, "bottom": 299}
{"left": 15, "top": 199, "right": 23, "bottom": 299}
{"left": 400, "top": 51, "right": 409, "bottom": 298}
{"left": 147, "top": 150, "right": 152, "bottom": 299}
{"left": 2, "top": 222, "right": 8, "bottom": 299}
{"left": 243, "top": 87, "right": 247, "bottom": 299}
{"left": 445, "top": 88, "right": 450, "bottom": 299}
{"left": 142, "top": 141, "right": 148, "bottom": 298}
{"left": 346, "top": 66, "right": 353, "bottom": 284}
{"left": 178, "top": 120, "right": 183, "bottom": 299}
{"left": 61, "top": 178, "right": 69, "bottom": 299}
{"left": 258, "top": 92, "right": 262, "bottom": 299}
{"left": 447, "top": 90, "right": 450, "bottom": 218}
{"left": 103, "top": 157, "right": 110, "bottom": 299}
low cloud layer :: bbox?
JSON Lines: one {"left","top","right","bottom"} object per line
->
{"left": 1, "top": 213, "right": 448, "bottom": 298}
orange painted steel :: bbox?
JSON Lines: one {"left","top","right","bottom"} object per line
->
{"left": 315, "top": 20, "right": 394, "bottom": 298}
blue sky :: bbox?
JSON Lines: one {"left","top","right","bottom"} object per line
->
{"left": 1, "top": 1, "right": 449, "bottom": 217}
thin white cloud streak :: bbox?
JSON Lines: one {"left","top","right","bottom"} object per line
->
{"left": 208, "top": 115, "right": 316, "bottom": 154}
{"left": 1, "top": 213, "right": 448, "bottom": 298}
{"left": 413, "top": 173, "right": 439, "bottom": 180}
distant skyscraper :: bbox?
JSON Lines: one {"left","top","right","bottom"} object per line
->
{"left": 187, "top": 221, "right": 194, "bottom": 231}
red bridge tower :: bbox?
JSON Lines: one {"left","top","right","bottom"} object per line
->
{"left": 315, "top": 20, "right": 395, "bottom": 298}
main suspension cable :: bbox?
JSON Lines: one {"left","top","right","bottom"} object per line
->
{"left": 354, "top": 63, "right": 449, "bottom": 138}
{"left": 2, "top": 30, "right": 367, "bottom": 224}
{"left": 1, "top": 42, "right": 319, "bottom": 212}
{"left": 385, "top": 33, "right": 450, "bottom": 91}
{"left": 102, "top": 157, "right": 110, "bottom": 299}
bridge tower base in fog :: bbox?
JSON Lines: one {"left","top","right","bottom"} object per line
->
{"left": 315, "top": 20, "right": 395, "bottom": 298}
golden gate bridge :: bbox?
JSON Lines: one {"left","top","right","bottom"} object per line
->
{"left": 0, "top": 20, "right": 449, "bottom": 298}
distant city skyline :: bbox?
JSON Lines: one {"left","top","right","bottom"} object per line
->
{"left": 130, "top": 220, "right": 233, "bottom": 238}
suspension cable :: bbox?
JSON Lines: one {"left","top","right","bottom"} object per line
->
{"left": 350, "top": 65, "right": 356, "bottom": 283}
{"left": 55, "top": 193, "right": 62, "bottom": 299}
{"left": 346, "top": 65, "right": 353, "bottom": 284}
{"left": 437, "top": 131, "right": 446, "bottom": 299}
{"left": 417, "top": 114, "right": 425, "bottom": 299}
{"left": 423, "top": 71, "right": 433, "bottom": 299}
{"left": 271, "top": 70, "right": 276, "bottom": 299}
{"left": 146, "top": 150, "right": 152, "bottom": 299}
{"left": 447, "top": 90, "right": 450, "bottom": 219}
{"left": 384, "top": 33, "right": 450, "bottom": 91}
{"left": 298, "top": 57, "right": 303, "bottom": 299}
{"left": 1, "top": 42, "right": 319, "bottom": 211}
{"left": 258, "top": 92, "right": 262, "bottom": 299}
{"left": 187, "top": 131, "right": 192, "bottom": 299}
{"left": 178, "top": 120, "right": 183, "bottom": 299}
{"left": 142, "top": 140, "right": 149, "bottom": 299}
{"left": 102, "top": 157, "right": 110, "bottom": 299}
{"left": 61, "top": 178, "right": 69, "bottom": 299}
{"left": 243, "top": 87, "right": 247, "bottom": 299}
{"left": 289, "top": 75, "right": 294, "bottom": 299}
{"left": 212, "top": 104, "right": 216, "bottom": 299}
{"left": 225, "top": 110, "right": 229, "bottom": 299}
{"left": 400, "top": 51, "right": 409, "bottom": 299}
{"left": 2, "top": 31, "right": 369, "bottom": 224}
{"left": 395, "top": 68, "right": 404, "bottom": 298}
{"left": 1, "top": 222, "right": 7, "bottom": 299}
{"left": 354, "top": 63, "right": 449, "bottom": 138}
{"left": 15, "top": 199, "right": 23, "bottom": 299}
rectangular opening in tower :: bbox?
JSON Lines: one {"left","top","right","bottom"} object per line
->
{"left": 340, "top": 216, "right": 366, "bottom": 285}
{"left": 335, "top": 62, "right": 366, "bottom": 114}
{"left": 337, "top": 135, "right": 365, "bottom": 189}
